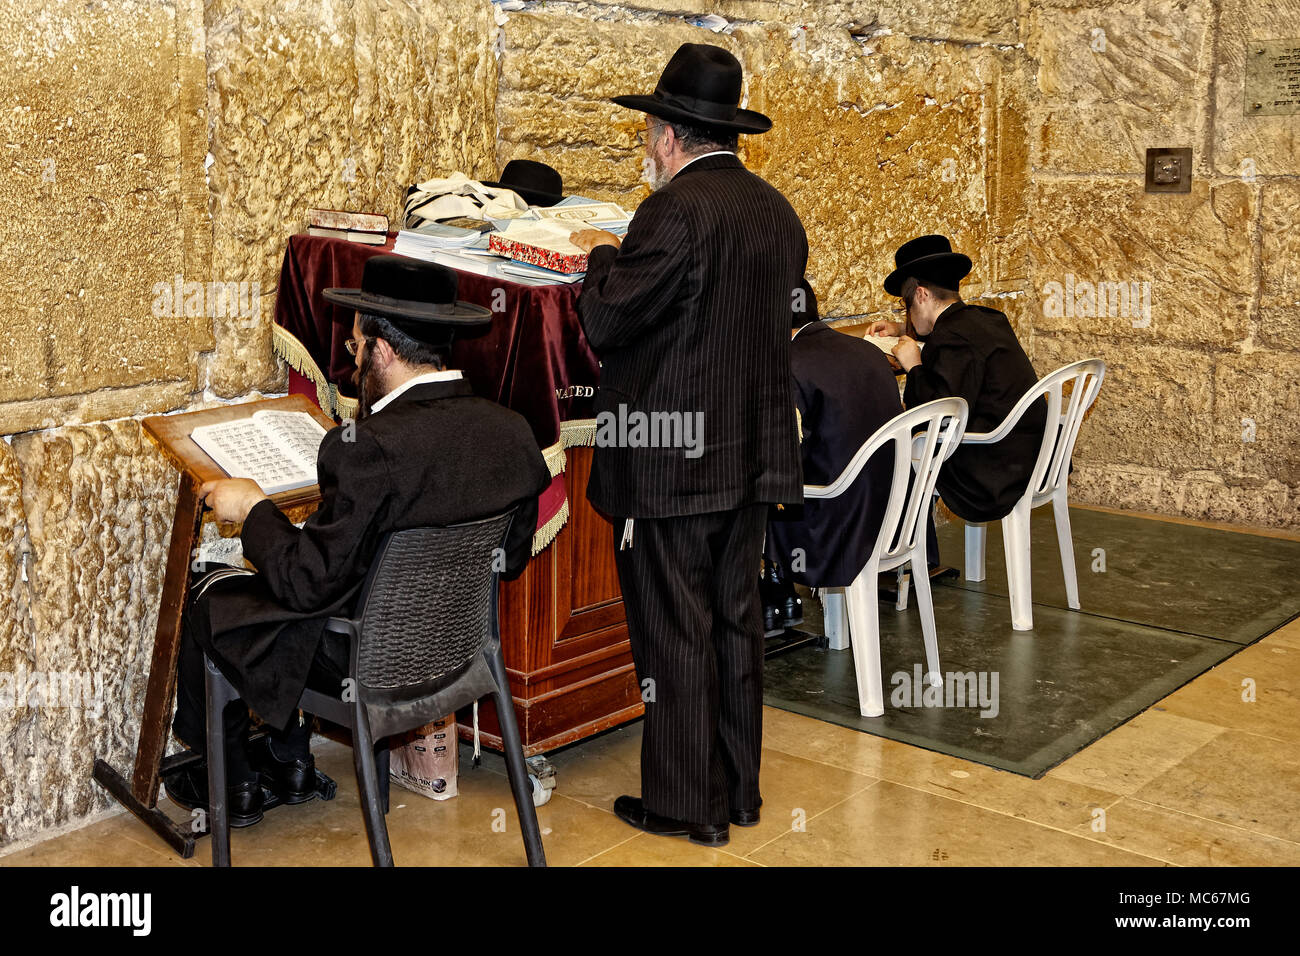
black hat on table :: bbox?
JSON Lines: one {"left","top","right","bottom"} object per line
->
{"left": 323, "top": 255, "right": 492, "bottom": 345}
{"left": 883, "top": 234, "right": 973, "bottom": 297}
{"left": 612, "top": 42, "right": 772, "bottom": 135}
{"left": 481, "top": 159, "right": 565, "bottom": 207}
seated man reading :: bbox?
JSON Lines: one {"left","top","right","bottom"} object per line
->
{"left": 766, "top": 279, "right": 906, "bottom": 608}
{"left": 870, "top": 234, "right": 1046, "bottom": 524}
{"left": 166, "top": 256, "right": 551, "bottom": 826}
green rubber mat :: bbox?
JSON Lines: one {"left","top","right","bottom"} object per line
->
{"left": 934, "top": 507, "right": 1300, "bottom": 644}
{"left": 762, "top": 512, "right": 1298, "bottom": 777}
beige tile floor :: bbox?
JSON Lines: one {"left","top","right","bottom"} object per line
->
{"left": 3, "top": 612, "right": 1297, "bottom": 868}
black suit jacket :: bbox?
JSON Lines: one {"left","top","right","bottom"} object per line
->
{"left": 903, "top": 302, "right": 1046, "bottom": 522}
{"left": 767, "top": 321, "right": 905, "bottom": 586}
{"left": 577, "top": 153, "right": 808, "bottom": 518}
{"left": 200, "top": 379, "right": 552, "bottom": 729}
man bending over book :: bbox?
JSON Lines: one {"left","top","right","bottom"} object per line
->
{"left": 165, "top": 255, "right": 550, "bottom": 827}
{"left": 868, "top": 235, "right": 1046, "bottom": 524}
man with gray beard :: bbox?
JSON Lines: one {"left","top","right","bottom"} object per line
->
{"left": 571, "top": 43, "right": 807, "bottom": 846}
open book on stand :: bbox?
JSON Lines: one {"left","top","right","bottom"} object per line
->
{"left": 191, "top": 410, "right": 329, "bottom": 495}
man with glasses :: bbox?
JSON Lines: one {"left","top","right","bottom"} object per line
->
{"left": 164, "top": 256, "right": 550, "bottom": 827}
{"left": 868, "top": 234, "right": 1045, "bottom": 524}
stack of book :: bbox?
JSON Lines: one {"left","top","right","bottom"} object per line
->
{"left": 307, "top": 208, "right": 390, "bottom": 244}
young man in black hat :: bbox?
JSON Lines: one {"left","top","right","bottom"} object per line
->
{"left": 869, "top": 235, "right": 1046, "bottom": 523}
{"left": 569, "top": 43, "right": 807, "bottom": 846}
{"left": 165, "top": 255, "right": 551, "bottom": 826}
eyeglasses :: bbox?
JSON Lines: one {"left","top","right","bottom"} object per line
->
{"left": 637, "top": 122, "right": 667, "bottom": 146}
{"left": 344, "top": 337, "right": 364, "bottom": 356}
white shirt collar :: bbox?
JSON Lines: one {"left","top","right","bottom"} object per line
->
{"left": 673, "top": 150, "right": 735, "bottom": 178}
{"left": 792, "top": 320, "right": 818, "bottom": 341}
{"left": 370, "top": 369, "right": 463, "bottom": 415}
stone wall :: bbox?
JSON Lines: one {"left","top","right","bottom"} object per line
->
{"left": 0, "top": 0, "right": 1297, "bottom": 848}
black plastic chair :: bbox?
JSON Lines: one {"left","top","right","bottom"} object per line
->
{"left": 203, "top": 510, "right": 546, "bottom": 867}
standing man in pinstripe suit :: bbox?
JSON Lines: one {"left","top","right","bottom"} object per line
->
{"left": 571, "top": 43, "right": 808, "bottom": 846}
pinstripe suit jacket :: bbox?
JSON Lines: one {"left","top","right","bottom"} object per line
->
{"left": 577, "top": 153, "right": 808, "bottom": 518}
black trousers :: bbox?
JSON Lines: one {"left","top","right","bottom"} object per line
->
{"left": 613, "top": 505, "right": 767, "bottom": 826}
{"left": 172, "top": 568, "right": 349, "bottom": 780}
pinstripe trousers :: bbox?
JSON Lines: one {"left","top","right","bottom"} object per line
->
{"left": 614, "top": 505, "right": 767, "bottom": 825}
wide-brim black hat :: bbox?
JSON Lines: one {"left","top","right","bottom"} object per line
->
{"left": 481, "top": 158, "right": 565, "bottom": 207}
{"left": 612, "top": 42, "right": 771, "bottom": 135}
{"left": 883, "top": 234, "right": 973, "bottom": 297}
{"left": 323, "top": 255, "right": 492, "bottom": 343}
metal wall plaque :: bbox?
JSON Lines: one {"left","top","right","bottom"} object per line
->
{"left": 1246, "top": 39, "right": 1300, "bottom": 116}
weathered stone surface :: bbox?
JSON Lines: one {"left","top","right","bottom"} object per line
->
{"left": 9, "top": 422, "right": 175, "bottom": 837}
{"left": 1210, "top": 0, "right": 1300, "bottom": 177}
{"left": 1029, "top": 179, "right": 1256, "bottom": 347}
{"left": 1259, "top": 182, "right": 1300, "bottom": 351}
{"left": 497, "top": 11, "right": 744, "bottom": 207}
{"left": 1165, "top": 473, "right": 1300, "bottom": 528}
{"left": 1033, "top": 334, "right": 1216, "bottom": 473}
{"left": 748, "top": 30, "right": 1006, "bottom": 316}
{"left": 0, "top": 383, "right": 193, "bottom": 438}
{"left": 1214, "top": 350, "right": 1300, "bottom": 486}
{"left": 203, "top": 0, "right": 498, "bottom": 397}
{"left": 0, "top": 439, "right": 37, "bottom": 846}
{"left": 0, "top": 0, "right": 208, "bottom": 406}
{"left": 1030, "top": 0, "right": 1213, "bottom": 174}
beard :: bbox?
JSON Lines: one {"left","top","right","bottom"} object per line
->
{"left": 351, "top": 344, "right": 385, "bottom": 419}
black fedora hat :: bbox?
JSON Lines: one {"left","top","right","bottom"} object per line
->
{"left": 481, "top": 159, "right": 564, "bottom": 207}
{"left": 323, "top": 256, "right": 492, "bottom": 343}
{"left": 612, "top": 43, "right": 771, "bottom": 135}
{"left": 883, "top": 235, "right": 973, "bottom": 297}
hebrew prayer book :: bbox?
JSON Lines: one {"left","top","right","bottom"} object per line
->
{"left": 190, "top": 410, "right": 329, "bottom": 495}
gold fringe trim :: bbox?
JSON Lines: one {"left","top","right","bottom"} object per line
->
{"left": 271, "top": 325, "right": 335, "bottom": 414}
{"left": 560, "top": 417, "right": 597, "bottom": 448}
{"left": 531, "top": 495, "right": 570, "bottom": 555}
{"left": 271, "top": 325, "right": 360, "bottom": 420}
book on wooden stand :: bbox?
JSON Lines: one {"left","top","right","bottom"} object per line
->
{"left": 190, "top": 408, "right": 329, "bottom": 494}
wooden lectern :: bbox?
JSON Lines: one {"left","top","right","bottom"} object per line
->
{"left": 91, "top": 395, "right": 337, "bottom": 858}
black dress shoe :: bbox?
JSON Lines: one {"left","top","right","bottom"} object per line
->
{"left": 730, "top": 807, "right": 761, "bottom": 827}
{"left": 763, "top": 603, "right": 783, "bottom": 634}
{"left": 250, "top": 735, "right": 317, "bottom": 805}
{"left": 163, "top": 764, "right": 264, "bottom": 828}
{"left": 613, "top": 795, "right": 729, "bottom": 847}
{"left": 780, "top": 587, "right": 803, "bottom": 627}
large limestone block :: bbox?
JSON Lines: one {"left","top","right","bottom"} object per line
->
{"left": 1213, "top": 350, "right": 1300, "bottom": 486}
{"left": 743, "top": 30, "right": 1019, "bottom": 317}
{"left": 10, "top": 421, "right": 175, "bottom": 835}
{"left": 1210, "top": 0, "right": 1300, "bottom": 177}
{"left": 1029, "top": 179, "right": 1255, "bottom": 347}
{"left": 1259, "top": 182, "right": 1300, "bottom": 351}
{"left": 0, "top": 0, "right": 206, "bottom": 406}
{"left": 0, "top": 439, "right": 37, "bottom": 847}
{"left": 204, "top": 0, "right": 498, "bottom": 397}
{"left": 1030, "top": 0, "right": 1213, "bottom": 174}
{"left": 1033, "top": 334, "right": 1216, "bottom": 473}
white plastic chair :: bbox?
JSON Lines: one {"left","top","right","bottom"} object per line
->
{"left": 963, "top": 359, "right": 1106, "bottom": 631}
{"left": 810, "top": 398, "right": 969, "bottom": 717}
